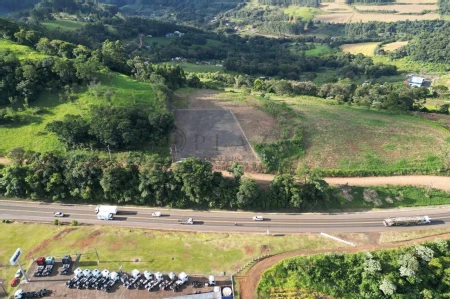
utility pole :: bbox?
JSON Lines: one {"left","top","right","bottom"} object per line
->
{"left": 93, "top": 248, "right": 100, "bottom": 264}
{"left": 18, "top": 260, "right": 29, "bottom": 282}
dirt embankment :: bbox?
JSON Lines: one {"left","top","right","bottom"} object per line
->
{"left": 237, "top": 173, "right": 450, "bottom": 191}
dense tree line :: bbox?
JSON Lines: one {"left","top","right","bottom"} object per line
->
{"left": 0, "top": 155, "right": 330, "bottom": 210}
{"left": 344, "top": 20, "right": 450, "bottom": 40}
{"left": 258, "top": 239, "right": 450, "bottom": 299}
{"left": 391, "top": 28, "right": 450, "bottom": 63}
{"left": 46, "top": 106, "right": 175, "bottom": 150}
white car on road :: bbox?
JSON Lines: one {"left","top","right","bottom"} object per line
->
{"left": 253, "top": 216, "right": 264, "bottom": 221}
{"left": 151, "top": 212, "right": 161, "bottom": 217}
{"left": 53, "top": 212, "right": 64, "bottom": 217}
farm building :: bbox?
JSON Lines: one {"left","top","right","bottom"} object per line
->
{"left": 407, "top": 75, "right": 431, "bottom": 88}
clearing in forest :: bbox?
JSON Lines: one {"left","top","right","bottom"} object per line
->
{"left": 383, "top": 41, "right": 409, "bottom": 52}
{"left": 340, "top": 42, "right": 380, "bottom": 56}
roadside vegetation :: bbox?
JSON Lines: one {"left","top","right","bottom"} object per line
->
{"left": 258, "top": 239, "right": 450, "bottom": 298}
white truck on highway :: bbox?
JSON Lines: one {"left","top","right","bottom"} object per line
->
{"left": 97, "top": 212, "right": 114, "bottom": 221}
{"left": 383, "top": 216, "right": 431, "bottom": 227}
{"left": 178, "top": 218, "right": 194, "bottom": 225}
{"left": 95, "top": 205, "right": 118, "bottom": 215}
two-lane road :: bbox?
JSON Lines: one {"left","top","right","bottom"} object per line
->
{"left": 1, "top": 200, "right": 450, "bottom": 233}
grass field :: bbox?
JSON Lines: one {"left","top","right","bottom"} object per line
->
{"left": 0, "top": 73, "right": 159, "bottom": 156}
{"left": 305, "top": 44, "right": 333, "bottom": 56}
{"left": 373, "top": 56, "right": 450, "bottom": 73}
{"left": 0, "top": 39, "right": 47, "bottom": 60}
{"left": 274, "top": 95, "right": 450, "bottom": 173}
{"left": 340, "top": 42, "right": 380, "bottom": 56}
{"left": 0, "top": 223, "right": 344, "bottom": 294}
{"left": 382, "top": 41, "right": 408, "bottom": 52}
{"left": 165, "top": 61, "right": 224, "bottom": 73}
{"left": 41, "top": 20, "right": 85, "bottom": 31}
{"left": 284, "top": 6, "right": 322, "bottom": 21}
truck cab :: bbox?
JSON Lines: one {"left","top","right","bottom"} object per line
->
{"left": 97, "top": 212, "right": 113, "bottom": 220}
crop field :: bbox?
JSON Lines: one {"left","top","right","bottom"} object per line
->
{"left": 354, "top": 4, "right": 438, "bottom": 13}
{"left": 41, "top": 19, "right": 85, "bottom": 31}
{"left": 0, "top": 222, "right": 344, "bottom": 294}
{"left": 0, "top": 73, "right": 159, "bottom": 156}
{"left": 0, "top": 39, "right": 47, "bottom": 60}
{"left": 317, "top": 1, "right": 440, "bottom": 23}
{"left": 382, "top": 41, "right": 408, "bottom": 52}
{"left": 340, "top": 42, "right": 379, "bottom": 56}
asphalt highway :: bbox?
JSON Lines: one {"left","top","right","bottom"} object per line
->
{"left": 1, "top": 200, "right": 450, "bottom": 233}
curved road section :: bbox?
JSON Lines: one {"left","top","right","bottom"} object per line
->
{"left": 1, "top": 201, "right": 450, "bottom": 233}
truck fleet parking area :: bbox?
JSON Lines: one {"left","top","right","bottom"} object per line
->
{"left": 18, "top": 256, "right": 231, "bottom": 299}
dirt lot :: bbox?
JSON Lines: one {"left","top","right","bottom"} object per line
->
{"left": 173, "top": 109, "right": 258, "bottom": 163}
{"left": 18, "top": 258, "right": 231, "bottom": 298}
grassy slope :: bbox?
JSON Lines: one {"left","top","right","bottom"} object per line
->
{"left": 280, "top": 95, "right": 450, "bottom": 172}
{"left": 0, "top": 222, "right": 343, "bottom": 294}
{"left": 41, "top": 19, "right": 85, "bottom": 31}
{"left": 0, "top": 73, "right": 158, "bottom": 155}
{"left": 284, "top": 6, "right": 322, "bottom": 21}
{"left": 0, "top": 39, "right": 48, "bottom": 60}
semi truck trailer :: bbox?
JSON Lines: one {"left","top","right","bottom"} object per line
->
{"left": 383, "top": 216, "right": 430, "bottom": 227}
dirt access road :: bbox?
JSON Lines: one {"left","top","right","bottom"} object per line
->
{"left": 238, "top": 173, "right": 450, "bottom": 191}
{"left": 237, "top": 232, "right": 450, "bottom": 299}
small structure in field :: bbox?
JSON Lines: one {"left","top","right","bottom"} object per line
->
{"left": 407, "top": 75, "right": 431, "bottom": 88}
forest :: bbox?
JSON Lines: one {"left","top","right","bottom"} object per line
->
{"left": 0, "top": 154, "right": 329, "bottom": 211}
{"left": 258, "top": 239, "right": 450, "bottom": 298}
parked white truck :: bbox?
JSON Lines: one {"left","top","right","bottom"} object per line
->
{"left": 383, "top": 216, "right": 430, "bottom": 227}
{"left": 95, "top": 206, "right": 118, "bottom": 215}
{"left": 97, "top": 212, "right": 114, "bottom": 220}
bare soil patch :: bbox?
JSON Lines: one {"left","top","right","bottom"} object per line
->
{"left": 188, "top": 90, "right": 280, "bottom": 144}
{"left": 383, "top": 41, "right": 408, "bottom": 52}
{"left": 26, "top": 228, "right": 77, "bottom": 259}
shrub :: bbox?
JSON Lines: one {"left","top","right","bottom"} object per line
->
{"left": 53, "top": 219, "right": 59, "bottom": 225}
{"left": 71, "top": 220, "right": 78, "bottom": 226}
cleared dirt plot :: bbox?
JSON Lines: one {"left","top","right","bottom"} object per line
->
{"left": 383, "top": 41, "right": 409, "bottom": 52}
{"left": 354, "top": 4, "right": 438, "bottom": 13}
{"left": 173, "top": 109, "right": 258, "bottom": 163}
{"left": 340, "top": 42, "right": 380, "bottom": 56}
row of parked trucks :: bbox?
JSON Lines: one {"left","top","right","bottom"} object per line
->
{"left": 122, "top": 270, "right": 190, "bottom": 292}
{"left": 65, "top": 268, "right": 119, "bottom": 292}
{"left": 34, "top": 255, "right": 72, "bottom": 277}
